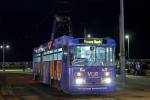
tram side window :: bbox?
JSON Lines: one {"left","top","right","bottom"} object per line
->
{"left": 95, "top": 47, "right": 115, "bottom": 66}
{"left": 54, "top": 53, "right": 58, "bottom": 60}
{"left": 49, "top": 54, "right": 53, "bottom": 61}
{"left": 106, "top": 47, "right": 115, "bottom": 66}
{"left": 106, "top": 48, "right": 109, "bottom": 66}
{"left": 43, "top": 55, "right": 47, "bottom": 61}
{"left": 33, "top": 57, "right": 41, "bottom": 62}
{"left": 58, "top": 52, "right": 62, "bottom": 60}
{"left": 109, "top": 48, "right": 114, "bottom": 65}
{"left": 49, "top": 49, "right": 62, "bottom": 61}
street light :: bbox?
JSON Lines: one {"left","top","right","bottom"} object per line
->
{"left": 0, "top": 42, "right": 10, "bottom": 71}
{"left": 125, "top": 35, "right": 130, "bottom": 59}
{"left": 87, "top": 34, "right": 91, "bottom": 38}
{"left": 6, "top": 45, "right": 10, "bottom": 49}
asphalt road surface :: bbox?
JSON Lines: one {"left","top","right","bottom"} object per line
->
{"left": 0, "top": 71, "right": 150, "bottom": 100}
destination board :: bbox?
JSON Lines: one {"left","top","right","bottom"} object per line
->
{"left": 79, "top": 39, "right": 107, "bottom": 44}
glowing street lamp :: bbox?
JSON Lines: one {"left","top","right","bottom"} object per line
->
{"left": 6, "top": 45, "right": 10, "bottom": 49}
{"left": 125, "top": 35, "right": 130, "bottom": 59}
{"left": 87, "top": 34, "right": 91, "bottom": 38}
{"left": 0, "top": 42, "right": 10, "bottom": 71}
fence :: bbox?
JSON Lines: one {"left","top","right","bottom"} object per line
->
{"left": 0, "top": 62, "right": 32, "bottom": 69}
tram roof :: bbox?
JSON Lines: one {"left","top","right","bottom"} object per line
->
{"left": 33, "top": 35, "right": 116, "bottom": 54}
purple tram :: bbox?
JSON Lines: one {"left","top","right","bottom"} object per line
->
{"left": 32, "top": 35, "right": 116, "bottom": 94}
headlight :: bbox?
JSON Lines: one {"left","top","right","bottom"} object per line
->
{"left": 75, "top": 72, "right": 83, "bottom": 77}
{"left": 101, "top": 78, "right": 111, "bottom": 84}
{"left": 104, "top": 72, "right": 110, "bottom": 77}
{"left": 75, "top": 78, "right": 85, "bottom": 85}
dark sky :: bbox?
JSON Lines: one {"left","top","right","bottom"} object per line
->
{"left": 0, "top": 0, "right": 150, "bottom": 61}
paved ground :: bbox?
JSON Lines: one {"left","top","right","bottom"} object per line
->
{"left": 0, "top": 71, "right": 150, "bottom": 100}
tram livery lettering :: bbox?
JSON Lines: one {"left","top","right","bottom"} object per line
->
{"left": 87, "top": 72, "right": 99, "bottom": 77}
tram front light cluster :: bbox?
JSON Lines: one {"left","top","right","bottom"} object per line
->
{"left": 75, "top": 72, "right": 84, "bottom": 77}
{"left": 76, "top": 72, "right": 82, "bottom": 77}
{"left": 75, "top": 78, "right": 85, "bottom": 85}
{"left": 104, "top": 71, "right": 110, "bottom": 77}
{"left": 101, "top": 77, "right": 111, "bottom": 84}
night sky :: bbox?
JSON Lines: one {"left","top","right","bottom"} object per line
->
{"left": 0, "top": 0, "right": 150, "bottom": 61}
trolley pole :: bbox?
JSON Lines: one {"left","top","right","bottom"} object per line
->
{"left": 119, "top": 0, "right": 126, "bottom": 83}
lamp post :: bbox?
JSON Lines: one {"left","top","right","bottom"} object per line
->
{"left": 0, "top": 42, "right": 10, "bottom": 71}
{"left": 119, "top": 0, "right": 126, "bottom": 83}
{"left": 125, "top": 35, "right": 130, "bottom": 59}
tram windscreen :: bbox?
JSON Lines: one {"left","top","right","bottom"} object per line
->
{"left": 70, "top": 46, "right": 115, "bottom": 66}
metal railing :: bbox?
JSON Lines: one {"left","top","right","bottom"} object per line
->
{"left": 0, "top": 61, "right": 32, "bottom": 69}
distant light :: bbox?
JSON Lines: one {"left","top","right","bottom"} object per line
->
{"left": 125, "top": 35, "right": 129, "bottom": 39}
{"left": 87, "top": 34, "right": 91, "bottom": 38}
{"left": 6, "top": 45, "right": 10, "bottom": 49}
{"left": 0, "top": 46, "right": 3, "bottom": 48}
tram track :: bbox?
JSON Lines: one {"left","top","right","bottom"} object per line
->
{"left": 0, "top": 72, "right": 150, "bottom": 100}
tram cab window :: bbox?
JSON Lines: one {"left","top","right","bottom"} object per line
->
{"left": 70, "top": 46, "right": 115, "bottom": 66}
